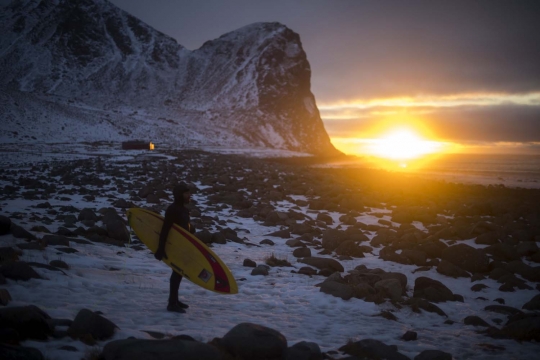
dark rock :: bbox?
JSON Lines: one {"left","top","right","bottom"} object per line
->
{"left": 0, "top": 344, "right": 44, "bottom": 360}
{"left": 414, "top": 350, "right": 452, "bottom": 360}
{"left": 523, "top": 294, "right": 540, "bottom": 310}
{"left": 352, "top": 283, "right": 376, "bottom": 299}
{"left": 413, "top": 277, "right": 457, "bottom": 303}
{"left": 0, "top": 246, "right": 19, "bottom": 263}
{"left": 243, "top": 259, "right": 257, "bottom": 268}
{"left": 78, "top": 208, "right": 99, "bottom": 222}
{"left": 322, "top": 229, "right": 347, "bottom": 251}
{"left": 484, "top": 243, "right": 520, "bottom": 261}
{"left": 475, "top": 231, "right": 502, "bottom": 245}
{"left": 285, "top": 341, "right": 322, "bottom": 360}
{"left": 505, "top": 260, "right": 540, "bottom": 282}
{"left": 49, "top": 260, "right": 69, "bottom": 269}
{"left": 402, "top": 331, "right": 417, "bottom": 341}
{"left": 0, "top": 288, "right": 12, "bottom": 305}
{"left": 374, "top": 279, "right": 402, "bottom": 300}
{"left": 67, "top": 308, "right": 118, "bottom": 341}
{"left": 0, "top": 305, "right": 52, "bottom": 340}
{"left": 196, "top": 229, "right": 213, "bottom": 244}
{"left": 260, "top": 239, "right": 275, "bottom": 246}
{"left": 339, "top": 339, "right": 410, "bottom": 360}
{"left": 10, "top": 224, "right": 36, "bottom": 240}
{"left": 265, "top": 229, "right": 291, "bottom": 239}
{"left": 320, "top": 280, "right": 354, "bottom": 300}
{"left": 484, "top": 305, "right": 524, "bottom": 316}
{"left": 297, "top": 266, "right": 318, "bottom": 276}
{"left": 401, "top": 249, "right": 427, "bottom": 266}
{"left": 441, "top": 243, "right": 490, "bottom": 273}
{"left": 293, "top": 247, "right": 311, "bottom": 258}
{"left": 0, "top": 215, "right": 11, "bottom": 236}
{"left": 436, "top": 260, "right": 470, "bottom": 278}
{"left": 501, "top": 313, "right": 540, "bottom": 342}
{"left": 106, "top": 220, "right": 130, "bottom": 243}
{"left": 516, "top": 241, "right": 539, "bottom": 257}
{"left": 464, "top": 315, "right": 490, "bottom": 327}
{"left": 41, "top": 234, "right": 72, "bottom": 246}
{"left": 405, "top": 298, "right": 447, "bottom": 317}
{"left": 220, "top": 322, "right": 287, "bottom": 360}
{"left": 0, "top": 261, "right": 42, "bottom": 281}
{"left": 471, "top": 283, "right": 489, "bottom": 292}
{"left": 102, "top": 338, "right": 221, "bottom": 360}
{"left": 251, "top": 265, "right": 269, "bottom": 276}
{"left": 299, "top": 257, "right": 344, "bottom": 272}
{"left": 335, "top": 241, "right": 366, "bottom": 258}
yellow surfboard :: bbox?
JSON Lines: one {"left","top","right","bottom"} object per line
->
{"left": 127, "top": 208, "right": 238, "bottom": 294}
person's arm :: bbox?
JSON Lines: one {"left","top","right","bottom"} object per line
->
{"left": 155, "top": 209, "right": 172, "bottom": 260}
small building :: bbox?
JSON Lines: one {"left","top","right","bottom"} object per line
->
{"left": 121, "top": 141, "right": 154, "bottom": 150}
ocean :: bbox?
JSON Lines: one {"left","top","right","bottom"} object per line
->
{"left": 380, "top": 154, "right": 540, "bottom": 189}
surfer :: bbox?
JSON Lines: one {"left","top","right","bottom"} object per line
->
{"left": 155, "top": 183, "right": 194, "bottom": 313}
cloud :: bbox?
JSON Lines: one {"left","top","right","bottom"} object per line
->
{"left": 323, "top": 103, "right": 540, "bottom": 144}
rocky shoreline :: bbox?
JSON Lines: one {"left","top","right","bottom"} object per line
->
{"left": 1, "top": 148, "right": 539, "bottom": 359}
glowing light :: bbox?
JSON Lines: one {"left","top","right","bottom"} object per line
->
{"left": 366, "top": 128, "right": 444, "bottom": 160}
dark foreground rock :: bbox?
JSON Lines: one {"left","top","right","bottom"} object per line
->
{"left": 216, "top": 322, "right": 288, "bottom": 360}
{"left": 101, "top": 338, "right": 222, "bottom": 360}
{"left": 339, "top": 339, "right": 411, "bottom": 360}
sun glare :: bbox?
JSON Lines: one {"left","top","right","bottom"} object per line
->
{"left": 368, "top": 128, "right": 443, "bottom": 160}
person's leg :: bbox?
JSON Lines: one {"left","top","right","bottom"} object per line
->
{"left": 167, "top": 270, "right": 185, "bottom": 313}
{"left": 168, "top": 270, "right": 182, "bottom": 304}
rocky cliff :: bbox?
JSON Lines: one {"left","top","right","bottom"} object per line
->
{"left": 0, "top": 0, "right": 339, "bottom": 155}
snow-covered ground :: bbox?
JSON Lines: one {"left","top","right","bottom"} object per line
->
{"left": 0, "top": 143, "right": 538, "bottom": 360}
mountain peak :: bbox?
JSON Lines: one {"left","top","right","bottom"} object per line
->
{"left": 0, "top": 0, "right": 340, "bottom": 156}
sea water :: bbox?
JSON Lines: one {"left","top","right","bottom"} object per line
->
{"left": 405, "top": 154, "right": 540, "bottom": 189}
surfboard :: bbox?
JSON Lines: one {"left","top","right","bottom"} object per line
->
{"left": 126, "top": 208, "right": 238, "bottom": 294}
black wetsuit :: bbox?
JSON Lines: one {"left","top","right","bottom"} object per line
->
{"left": 158, "top": 200, "right": 193, "bottom": 305}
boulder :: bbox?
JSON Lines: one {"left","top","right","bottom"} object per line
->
{"left": 292, "top": 247, "right": 311, "bottom": 258}
{"left": 464, "top": 315, "right": 490, "bottom": 327}
{"left": 0, "top": 344, "right": 44, "bottom": 360}
{"left": 436, "top": 260, "right": 470, "bottom": 278}
{"left": 219, "top": 323, "right": 287, "bottom": 360}
{"left": 523, "top": 294, "right": 540, "bottom": 311}
{"left": 335, "top": 241, "right": 365, "bottom": 257}
{"left": 78, "top": 208, "right": 99, "bottom": 222}
{"left": 0, "top": 305, "right": 52, "bottom": 340}
{"left": 251, "top": 265, "right": 269, "bottom": 276}
{"left": 484, "top": 243, "right": 520, "bottom": 261}
{"left": 106, "top": 221, "right": 130, "bottom": 243}
{"left": 67, "top": 309, "right": 118, "bottom": 342}
{"left": 374, "top": 279, "right": 402, "bottom": 301}
{"left": 321, "top": 229, "right": 348, "bottom": 251}
{"left": 10, "top": 224, "right": 36, "bottom": 240}
{"left": 0, "top": 261, "right": 42, "bottom": 281}
{"left": 413, "top": 277, "right": 459, "bottom": 303}
{"left": 102, "top": 338, "right": 221, "bottom": 360}
{"left": 298, "top": 257, "right": 344, "bottom": 272}
{"left": 414, "top": 350, "right": 452, "bottom": 360}
{"left": 320, "top": 281, "right": 354, "bottom": 300}
{"left": 441, "top": 244, "right": 490, "bottom": 273}
{"left": 0, "top": 215, "right": 11, "bottom": 236}
{"left": 339, "top": 339, "right": 410, "bottom": 360}
{"left": 286, "top": 341, "right": 322, "bottom": 360}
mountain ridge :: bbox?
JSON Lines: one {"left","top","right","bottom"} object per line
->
{"left": 0, "top": 0, "right": 340, "bottom": 156}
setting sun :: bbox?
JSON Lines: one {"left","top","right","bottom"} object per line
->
{"left": 367, "top": 128, "right": 444, "bottom": 160}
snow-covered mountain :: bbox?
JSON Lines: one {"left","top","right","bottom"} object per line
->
{"left": 0, "top": 0, "right": 340, "bottom": 156}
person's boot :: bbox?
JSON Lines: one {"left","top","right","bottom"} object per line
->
{"left": 177, "top": 300, "right": 189, "bottom": 309}
{"left": 167, "top": 301, "right": 186, "bottom": 313}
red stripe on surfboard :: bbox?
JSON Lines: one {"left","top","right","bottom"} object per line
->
{"left": 141, "top": 209, "right": 231, "bottom": 293}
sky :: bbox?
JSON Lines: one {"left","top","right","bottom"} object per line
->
{"left": 108, "top": 0, "right": 540, "bottom": 155}
{"left": 1, "top": 144, "right": 538, "bottom": 359}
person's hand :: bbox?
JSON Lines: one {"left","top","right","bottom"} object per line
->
{"left": 155, "top": 246, "right": 167, "bottom": 260}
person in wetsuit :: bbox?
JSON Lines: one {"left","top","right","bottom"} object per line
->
{"left": 155, "top": 183, "right": 194, "bottom": 313}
